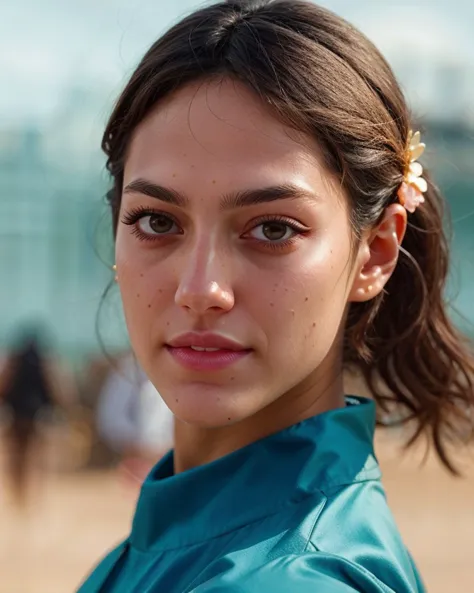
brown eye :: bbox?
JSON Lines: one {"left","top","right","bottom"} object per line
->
{"left": 247, "top": 220, "right": 298, "bottom": 243}
{"left": 138, "top": 214, "right": 179, "bottom": 235}
{"left": 148, "top": 214, "right": 175, "bottom": 233}
{"left": 261, "top": 222, "right": 288, "bottom": 241}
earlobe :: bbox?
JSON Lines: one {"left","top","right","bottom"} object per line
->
{"left": 349, "top": 204, "right": 407, "bottom": 303}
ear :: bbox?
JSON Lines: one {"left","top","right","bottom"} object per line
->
{"left": 349, "top": 204, "right": 407, "bottom": 303}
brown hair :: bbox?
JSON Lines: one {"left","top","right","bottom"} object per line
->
{"left": 102, "top": 0, "right": 474, "bottom": 472}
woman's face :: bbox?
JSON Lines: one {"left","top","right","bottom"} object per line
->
{"left": 116, "top": 79, "right": 363, "bottom": 428}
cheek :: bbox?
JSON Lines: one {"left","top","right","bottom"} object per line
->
{"left": 116, "top": 228, "right": 173, "bottom": 306}
{"left": 116, "top": 258, "right": 172, "bottom": 353}
{"left": 254, "top": 244, "right": 351, "bottom": 351}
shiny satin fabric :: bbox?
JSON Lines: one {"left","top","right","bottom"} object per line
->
{"left": 77, "top": 397, "right": 425, "bottom": 592}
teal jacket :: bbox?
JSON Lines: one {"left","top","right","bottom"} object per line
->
{"left": 77, "top": 397, "right": 425, "bottom": 592}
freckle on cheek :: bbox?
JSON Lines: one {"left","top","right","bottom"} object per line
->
{"left": 147, "top": 304, "right": 151, "bottom": 309}
{"left": 230, "top": 377, "right": 235, "bottom": 381}
{"left": 313, "top": 322, "right": 316, "bottom": 327}
{"left": 270, "top": 302, "right": 274, "bottom": 307}
{"left": 158, "top": 289, "right": 163, "bottom": 294}
{"left": 166, "top": 322, "right": 170, "bottom": 326}
{"left": 305, "top": 297, "right": 309, "bottom": 302}
{"left": 140, "top": 274, "right": 144, "bottom": 278}
{"left": 136, "top": 293, "right": 140, "bottom": 298}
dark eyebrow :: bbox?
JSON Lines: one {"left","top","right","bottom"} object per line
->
{"left": 123, "top": 179, "right": 188, "bottom": 207}
{"left": 123, "top": 179, "right": 318, "bottom": 209}
{"left": 220, "top": 184, "right": 319, "bottom": 210}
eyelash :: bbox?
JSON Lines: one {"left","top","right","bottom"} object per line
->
{"left": 121, "top": 207, "right": 181, "bottom": 242}
{"left": 120, "top": 207, "right": 309, "bottom": 250}
{"left": 244, "top": 214, "right": 309, "bottom": 250}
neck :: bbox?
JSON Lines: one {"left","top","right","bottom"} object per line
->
{"left": 173, "top": 363, "right": 346, "bottom": 474}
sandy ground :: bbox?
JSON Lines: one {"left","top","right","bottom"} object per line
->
{"left": 0, "top": 433, "right": 473, "bottom": 593}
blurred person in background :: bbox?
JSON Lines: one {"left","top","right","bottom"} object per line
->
{"left": 132, "top": 379, "right": 174, "bottom": 479}
{"left": 78, "top": 1, "right": 474, "bottom": 592}
{"left": 0, "top": 324, "right": 71, "bottom": 508}
{"left": 96, "top": 353, "right": 173, "bottom": 492}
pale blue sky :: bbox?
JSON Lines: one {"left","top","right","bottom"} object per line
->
{"left": 1, "top": 0, "right": 473, "bottom": 123}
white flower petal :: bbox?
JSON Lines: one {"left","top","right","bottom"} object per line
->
{"left": 409, "top": 162, "right": 423, "bottom": 177}
{"left": 410, "top": 131, "right": 421, "bottom": 149}
{"left": 413, "top": 176, "right": 428, "bottom": 193}
{"left": 410, "top": 143, "right": 425, "bottom": 161}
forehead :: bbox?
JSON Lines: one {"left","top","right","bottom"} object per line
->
{"left": 124, "top": 78, "right": 332, "bottom": 191}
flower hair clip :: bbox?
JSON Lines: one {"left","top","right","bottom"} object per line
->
{"left": 397, "top": 130, "right": 427, "bottom": 214}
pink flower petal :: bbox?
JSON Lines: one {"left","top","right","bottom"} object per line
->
{"left": 397, "top": 182, "right": 424, "bottom": 214}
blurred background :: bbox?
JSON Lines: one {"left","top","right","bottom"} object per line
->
{"left": 0, "top": 1, "right": 473, "bottom": 592}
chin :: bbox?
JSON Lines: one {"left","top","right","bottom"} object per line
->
{"left": 162, "top": 381, "right": 260, "bottom": 428}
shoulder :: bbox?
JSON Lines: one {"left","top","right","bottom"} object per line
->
{"left": 194, "top": 552, "right": 395, "bottom": 593}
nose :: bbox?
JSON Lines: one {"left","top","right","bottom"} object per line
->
{"left": 174, "top": 242, "right": 235, "bottom": 315}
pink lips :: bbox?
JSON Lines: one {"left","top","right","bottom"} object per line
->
{"left": 166, "top": 332, "right": 251, "bottom": 371}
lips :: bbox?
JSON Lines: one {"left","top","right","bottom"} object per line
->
{"left": 166, "top": 332, "right": 251, "bottom": 371}
{"left": 167, "top": 332, "right": 247, "bottom": 351}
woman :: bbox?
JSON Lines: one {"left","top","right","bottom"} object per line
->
{"left": 78, "top": 1, "right": 474, "bottom": 591}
